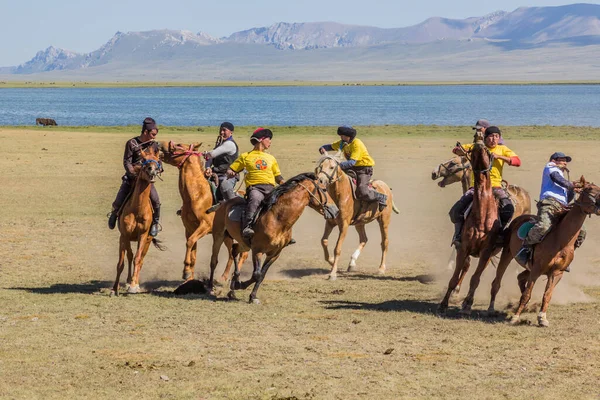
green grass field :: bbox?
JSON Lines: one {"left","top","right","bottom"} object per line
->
{"left": 1, "top": 127, "right": 600, "bottom": 399}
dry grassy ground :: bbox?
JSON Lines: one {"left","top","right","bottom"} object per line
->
{"left": 1, "top": 127, "right": 600, "bottom": 399}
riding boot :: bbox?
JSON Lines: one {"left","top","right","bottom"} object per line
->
{"left": 108, "top": 210, "right": 118, "bottom": 230}
{"left": 515, "top": 244, "right": 532, "bottom": 266}
{"left": 150, "top": 205, "right": 161, "bottom": 237}
{"left": 376, "top": 192, "right": 388, "bottom": 212}
{"left": 206, "top": 201, "right": 223, "bottom": 214}
{"left": 451, "top": 222, "right": 463, "bottom": 247}
{"left": 242, "top": 211, "right": 256, "bottom": 239}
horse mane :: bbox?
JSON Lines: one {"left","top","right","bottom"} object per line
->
{"left": 256, "top": 172, "right": 318, "bottom": 217}
{"left": 318, "top": 150, "right": 346, "bottom": 165}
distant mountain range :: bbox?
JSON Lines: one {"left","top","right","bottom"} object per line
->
{"left": 2, "top": 3, "right": 600, "bottom": 81}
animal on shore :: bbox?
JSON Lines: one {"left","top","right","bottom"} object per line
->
{"left": 314, "top": 151, "right": 399, "bottom": 280}
{"left": 111, "top": 146, "right": 165, "bottom": 295}
{"left": 158, "top": 140, "right": 247, "bottom": 283}
{"left": 210, "top": 172, "right": 334, "bottom": 303}
{"left": 487, "top": 177, "right": 600, "bottom": 327}
{"left": 35, "top": 118, "right": 57, "bottom": 126}
{"left": 439, "top": 131, "right": 502, "bottom": 313}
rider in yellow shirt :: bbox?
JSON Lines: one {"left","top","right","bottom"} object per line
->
{"left": 449, "top": 126, "right": 522, "bottom": 246}
{"left": 227, "top": 127, "right": 284, "bottom": 239}
{"left": 319, "top": 126, "right": 387, "bottom": 210}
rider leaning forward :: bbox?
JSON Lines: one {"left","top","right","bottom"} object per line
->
{"left": 319, "top": 126, "right": 387, "bottom": 211}
{"left": 449, "top": 126, "right": 521, "bottom": 247}
{"left": 108, "top": 117, "right": 162, "bottom": 237}
{"left": 227, "top": 127, "right": 284, "bottom": 239}
{"left": 515, "top": 151, "right": 586, "bottom": 265}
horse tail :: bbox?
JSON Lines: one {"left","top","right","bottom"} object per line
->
{"left": 152, "top": 238, "right": 167, "bottom": 251}
{"left": 392, "top": 200, "right": 400, "bottom": 214}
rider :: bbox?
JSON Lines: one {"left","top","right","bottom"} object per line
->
{"left": 318, "top": 126, "right": 387, "bottom": 211}
{"left": 449, "top": 126, "right": 521, "bottom": 246}
{"left": 205, "top": 122, "right": 240, "bottom": 213}
{"left": 515, "top": 152, "right": 586, "bottom": 265}
{"left": 227, "top": 128, "right": 285, "bottom": 239}
{"left": 108, "top": 117, "right": 161, "bottom": 236}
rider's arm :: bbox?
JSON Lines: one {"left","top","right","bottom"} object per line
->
{"left": 499, "top": 147, "right": 521, "bottom": 167}
{"left": 275, "top": 175, "right": 285, "bottom": 185}
{"left": 227, "top": 154, "right": 245, "bottom": 176}
{"left": 339, "top": 159, "right": 357, "bottom": 170}
{"left": 272, "top": 158, "right": 284, "bottom": 185}
{"left": 319, "top": 144, "right": 334, "bottom": 153}
{"left": 123, "top": 140, "right": 138, "bottom": 179}
{"left": 550, "top": 171, "right": 574, "bottom": 190}
{"left": 206, "top": 140, "right": 236, "bottom": 159}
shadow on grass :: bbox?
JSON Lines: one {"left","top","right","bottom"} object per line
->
{"left": 344, "top": 273, "right": 437, "bottom": 283}
{"left": 321, "top": 299, "right": 508, "bottom": 323}
{"left": 7, "top": 280, "right": 113, "bottom": 294}
{"left": 278, "top": 268, "right": 331, "bottom": 279}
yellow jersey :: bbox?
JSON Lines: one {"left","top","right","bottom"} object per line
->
{"left": 331, "top": 138, "right": 375, "bottom": 167}
{"left": 229, "top": 150, "right": 282, "bottom": 187}
{"left": 462, "top": 143, "right": 517, "bottom": 188}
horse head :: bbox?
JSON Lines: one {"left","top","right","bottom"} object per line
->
{"left": 432, "top": 155, "right": 470, "bottom": 188}
{"left": 139, "top": 147, "right": 163, "bottom": 183}
{"left": 469, "top": 133, "right": 493, "bottom": 179}
{"left": 158, "top": 141, "right": 203, "bottom": 169}
{"left": 575, "top": 176, "right": 600, "bottom": 215}
{"left": 315, "top": 151, "right": 346, "bottom": 189}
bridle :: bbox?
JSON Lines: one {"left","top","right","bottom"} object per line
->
{"left": 298, "top": 177, "right": 339, "bottom": 219}
{"left": 467, "top": 142, "right": 494, "bottom": 175}
{"left": 315, "top": 156, "right": 344, "bottom": 184}
{"left": 437, "top": 157, "right": 471, "bottom": 176}
{"left": 168, "top": 141, "right": 204, "bottom": 169}
{"left": 141, "top": 158, "right": 163, "bottom": 180}
{"left": 575, "top": 187, "right": 600, "bottom": 215}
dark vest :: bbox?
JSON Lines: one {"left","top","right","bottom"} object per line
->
{"left": 212, "top": 138, "right": 239, "bottom": 174}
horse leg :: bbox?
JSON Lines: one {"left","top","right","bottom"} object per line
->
{"left": 239, "top": 251, "right": 263, "bottom": 290}
{"left": 461, "top": 245, "right": 495, "bottom": 314}
{"left": 376, "top": 214, "right": 390, "bottom": 274}
{"left": 510, "top": 272, "right": 540, "bottom": 325}
{"left": 125, "top": 240, "right": 134, "bottom": 288}
{"left": 321, "top": 221, "right": 336, "bottom": 266}
{"left": 182, "top": 222, "right": 211, "bottom": 281}
{"left": 538, "top": 269, "right": 564, "bottom": 327}
{"left": 517, "top": 270, "right": 530, "bottom": 294}
{"left": 248, "top": 252, "right": 282, "bottom": 304}
{"left": 348, "top": 224, "right": 368, "bottom": 272}
{"left": 129, "top": 235, "right": 152, "bottom": 293}
{"left": 209, "top": 231, "right": 226, "bottom": 293}
{"left": 454, "top": 256, "right": 471, "bottom": 295}
{"left": 220, "top": 236, "right": 235, "bottom": 281}
{"left": 329, "top": 222, "right": 349, "bottom": 281}
{"left": 111, "top": 236, "right": 127, "bottom": 296}
{"left": 439, "top": 247, "right": 469, "bottom": 313}
{"left": 488, "top": 247, "right": 514, "bottom": 315}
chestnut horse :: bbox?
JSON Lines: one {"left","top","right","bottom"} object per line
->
{"left": 314, "top": 152, "right": 399, "bottom": 280}
{"left": 439, "top": 131, "right": 502, "bottom": 313}
{"left": 487, "top": 177, "right": 600, "bottom": 327}
{"left": 158, "top": 141, "right": 247, "bottom": 282}
{"left": 111, "top": 146, "right": 165, "bottom": 296}
{"left": 432, "top": 155, "right": 532, "bottom": 216}
{"left": 210, "top": 172, "right": 334, "bottom": 303}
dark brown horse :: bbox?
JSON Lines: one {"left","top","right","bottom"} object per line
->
{"left": 111, "top": 146, "right": 165, "bottom": 295}
{"left": 35, "top": 117, "right": 57, "bottom": 126}
{"left": 158, "top": 141, "right": 247, "bottom": 283}
{"left": 210, "top": 172, "right": 334, "bottom": 303}
{"left": 487, "top": 177, "right": 600, "bottom": 327}
{"left": 314, "top": 152, "right": 399, "bottom": 280}
{"left": 439, "top": 131, "right": 501, "bottom": 313}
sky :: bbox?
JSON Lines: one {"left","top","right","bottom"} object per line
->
{"left": 1, "top": 0, "right": 598, "bottom": 66}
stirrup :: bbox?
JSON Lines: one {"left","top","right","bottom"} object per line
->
{"left": 515, "top": 246, "right": 531, "bottom": 266}
{"left": 149, "top": 222, "right": 162, "bottom": 237}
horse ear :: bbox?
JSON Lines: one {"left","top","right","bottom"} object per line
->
{"left": 193, "top": 142, "right": 203, "bottom": 151}
{"left": 580, "top": 175, "right": 587, "bottom": 186}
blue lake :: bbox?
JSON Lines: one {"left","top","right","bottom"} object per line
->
{"left": 1, "top": 85, "right": 599, "bottom": 127}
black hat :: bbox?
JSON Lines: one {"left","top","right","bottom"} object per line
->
{"left": 250, "top": 127, "right": 273, "bottom": 144}
{"left": 484, "top": 126, "right": 502, "bottom": 137}
{"left": 220, "top": 122, "right": 234, "bottom": 132}
{"left": 337, "top": 126, "right": 357, "bottom": 139}
{"left": 549, "top": 152, "right": 572, "bottom": 162}
{"left": 142, "top": 117, "right": 157, "bottom": 133}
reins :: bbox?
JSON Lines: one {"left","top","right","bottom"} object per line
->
{"left": 316, "top": 156, "right": 344, "bottom": 184}
{"left": 168, "top": 141, "right": 204, "bottom": 169}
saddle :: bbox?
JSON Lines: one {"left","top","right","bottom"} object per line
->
{"left": 346, "top": 170, "right": 377, "bottom": 201}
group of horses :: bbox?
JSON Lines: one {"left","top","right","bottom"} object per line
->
{"left": 432, "top": 131, "right": 600, "bottom": 326}
{"left": 110, "top": 141, "right": 399, "bottom": 304}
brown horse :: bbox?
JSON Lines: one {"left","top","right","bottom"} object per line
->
{"left": 210, "top": 172, "right": 334, "bottom": 303}
{"left": 111, "top": 146, "right": 165, "bottom": 296}
{"left": 487, "top": 177, "right": 600, "bottom": 327}
{"left": 432, "top": 155, "right": 532, "bottom": 216}
{"left": 439, "top": 131, "right": 501, "bottom": 313}
{"left": 35, "top": 117, "right": 57, "bottom": 126}
{"left": 314, "top": 152, "right": 400, "bottom": 280}
{"left": 158, "top": 141, "right": 247, "bottom": 282}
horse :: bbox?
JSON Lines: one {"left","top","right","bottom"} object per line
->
{"left": 210, "top": 172, "right": 335, "bottom": 303}
{"left": 439, "top": 131, "right": 502, "bottom": 313}
{"left": 314, "top": 151, "right": 400, "bottom": 280}
{"left": 158, "top": 141, "right": 247, "bottom": 283}
{"left": 432, "top": 155, "right": 532, "bottom": 216}
{"left": 111, "top": 146, "right": 165, "bottom": 296}
{"left": 486, "top": 177, "right": 600, "bottom": 327}
{"left": 35, "top": 118, "right": 57, "bottom": 126}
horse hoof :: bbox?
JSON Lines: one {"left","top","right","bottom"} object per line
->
{"left": 538, "top": 317, "right": 549, "bottom": 328}
{"left": 327, "top": 274, "right": 337, "bottom": 281}
{"left": 110, "top": 290, "right": 117, "bottom": 297}
{"left": 127, "top": 285, "right": 140, "bottom": 294}
{"left": 377, "top": 268, "right": 386, "bottom": 275}
{"left": 227, "top": 291, "right": 237, "bottom": 300}
{"left": 327, "top": 258, "right": 334, "bottom": 266}
{"left": 509, "top": 316, "right": 520, "bottom": 325}
{"left": 347, "top": 265, "right": 357, "bottom": 272}
{"left": 485, "top": 308, "right": 497, "bottom": 317}
{"left": 459, "top": 307, "right": 472, "bottom": 316}
{"left": 437, "top": 305, "right": 448, "bottom": 315}
{"left": 250, "top": 298, "right": 261, "bottom": 305}
{"left": 182, "top": 270, "right": 193, "bottom": 281}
